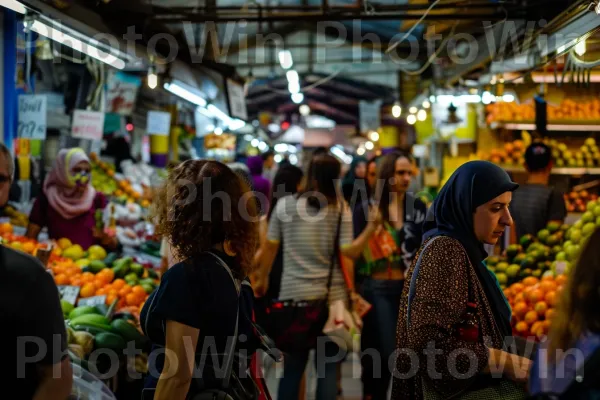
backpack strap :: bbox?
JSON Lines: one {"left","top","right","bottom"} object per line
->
{"left": 406, "top": 237, "right": 440, "bottom": 331}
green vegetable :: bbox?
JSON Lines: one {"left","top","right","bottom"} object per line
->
{"left": 103, "top": 253, "right": 119, "bottom": 267}
{"left": 89, "top": 260, "right": 107, "bottom": 274}
{"left": 124, "top": 273, "right": 139, "bottom": 284}
{"left": 95, "top": 332, "right": 127, "bottom": 351}
{"left": 141, "top": 283, "right": 154, "bottom": 294}
{"left": 71, "top": 323, "right": 113, "bottom": 335}
{"left": 147, "top": 269, "right": 159, "bottom": 279}
{"left": 70, "top": 313, "right": 110, "bottom": 327}
{"left": 68, "top": 306, "right": 102, "bottom": 321}
{"left": 131, "top": 263, "right": 144, "bottom": 277}
{"left": 111, "top": 319, "right": 144, "bottom": 347}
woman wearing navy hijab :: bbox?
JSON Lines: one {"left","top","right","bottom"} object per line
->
{"left": 392, "top": 161, "right": 532, "bottom": 399}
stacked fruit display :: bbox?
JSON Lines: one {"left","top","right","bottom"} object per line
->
{"left": 564, "top": 189, "right": 599, "bottom": 213}
{"left": 503, "top": 274, "right": 567, "bottom": 339}
{"left": 486, "top": 99, "right": 600, "bottom": 124}
{"left": 2, "top": 205, "right": 28, "bottom": 227}
{"left": 482, "top": 139, "right": 527, "bottom": 166}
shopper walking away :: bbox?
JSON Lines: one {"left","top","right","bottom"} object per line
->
{"left": 353, "top": 151, "right": 426, "bottom": 400}
{"left": 247, "top": 155, "right": 271, "bottom": 214}
{"left": 262, "top": 150, "right": 277, "bottom": 184}
{"left": 0, "top": 143, "right": 73, "bottom": 400}
{"left": 529, "top": 228, "right": 600, "bottom": 398}
{"left": 392, "top": 160, "right": 531, "bottom": 400}
{"left": 141, "top": 160, "right": 266, "bottom": 399}
{"left": 26, "top": 148, "right": 117, "bottom": 249}
{"left": 259, "top": 154, "right": 374, "bottom": 400}
{"left": 509, "top": 142, "right": 566, "bottom": 239}
{"left": 341, "top": 156, "right": 367, "bottom": 207}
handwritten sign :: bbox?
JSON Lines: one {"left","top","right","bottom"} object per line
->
{"left": 147, "top": 111, "right": 171, "bottom": 136}
{"left": 71, "top": 110, "right": 105, "bottom": 140}
{"left": 78, "top": 295, "right": 107, "bottom": 307}
{"left": 18, "top": 95, "right": 47, "bottom": 139}
{"left": 58, "top": 286, "right": 80, "bottom": 305}
{"left": 227, "top": 79, "right": 248, "bottom": 120}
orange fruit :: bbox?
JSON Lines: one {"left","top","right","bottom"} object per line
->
{"left": 513, "top": 302, "right": 529, "bottom": 319}
{"left": 515, "top": 321, "right": 529, "bottom": 334}
{"left": 118, "top": 285, "right": 132, "bottom": 297}
{"left": 539, "top": 281, "right": 557, "bottom": 293}
{"left": 94, "top": 276, "right": 108, "bottom": 288}
{"left": 125, "top": 293, "right": 140, "bottom": 306}
{"left": 99, "top": 269, "right": 115, "bottom": 283}
{"left": 524, "top": 310, "right": 539, "bottom": 325}
{"left": 112, "top": 279, "right": 126, "bottom": 289}
{"left": 80, "top": 283, "right": 97, "bottom": 298}
{"left": 511, "top": 283, "right": 525, "bottom": 294}
{"left": 108, "top": 289, "right": 119, "bottom": 297}
{"left": 106, "top": 293, "right": 118, "bottom": 306}
{"left": 22, "top": 242, "right": 35, "bottom": 254}
{"left": 70, "top": 277, "right": 82, "bottom": 286}
{"left": 545, "top": 308, "right": 555, "bottom": 320}
{"left": 545, "top": 290, "right": 557, "bottom": 307}
{"left": 0, "top": 222, "right": 14, "bottom": 235}
{"left": 555, "top": 275, "right": 568, "bottom": 285}
{"left": 523, "top": 277, "right": 540, "bottom": 287}
{"left": 534, "top": 301, "right": 548, "bottom": 317}
{"left": 53, "top": 265, "right": 66, "bottom": 276}
{"left": 96, "top": 287, "right": 108, "bottom": 296}
{"left": 541, "top": 274, "right": 555, "bottom": 282}
{"left": 64, "top": 267, "right": 79, "bottom": 277}
{"left": 81, "top": 272, "right": 95, "bottom": 283}
{"left": 132, "top": 285, "right": 146, "bottom": 297}
{"left": 54, "top": 274, "right": 69, "bottom": 285}
{"left": 513, "top": 292, "right": 525, "bottom": 304}
{"left": 528, "top": 289, "right": 545, "bottom": 304}
{"left": 530, "top": 321, "right": 544, "bottom": 337}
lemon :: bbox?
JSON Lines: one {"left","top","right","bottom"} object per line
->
{"left": 88, "top": 245, "right": 107, "bottom": 261}
{"left": 63, "top": 244, "right": 84, "bottom": 261}
{"left": 75, "top": 259, "right": 90, "bottom": 268}
{"left": 57, "top": 238, "right": 73, "bottom": 250}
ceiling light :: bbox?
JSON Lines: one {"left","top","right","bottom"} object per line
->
{"left": 291, "top": 93, "right": 304, "bottom": 104}
{"left": 207, "top": 104, "right": 231, "bottom": 124}
{"left": 357, "top": 147, "right": 366, "bottom": 156}
{"left": 557, "top": 45, "right": 566, "bottom": 54}
{"left": 28, "top": 20, "right": 127, "bottom": 69}
{"left": 369, "top": 131, "right": 379, "bottom": 141}
{"left": 206, "top": 124, "right": 215, "bottom": 132}
{"left": 274, "top": 143, "right": 288, "bottom": 152}
{"left": 289, "top": 154, "right": 298, "bottom": 165}
{"left": 214, "top": 127, "right": 223, "bottom": 135}
{"left": 417, "top": 109, "right": 427, "bottom": 121}
{"left": 429, "top": 95, "right": 436, "bottom": 103}
{"left": 278, "top": 50, "right": 293, "bottom": 69}
{"left": 409, "top": 107, "right": 417, "bottom": 114}
{"left": 407, "top": 114, "right": 417, "bottom": 125}
{"left": 274, "top": 154, "right": 283, "bottom": 163}
{"left": 1, "top": 0, "right": 26, "bottom": 14}
{"left": 422, "top": 101, "right": 431, "bottom": 109}
{"left": 251, "top": 139, "right": 259, "bottom": 147}
{"left": 365, "top": 141, "right": 374, "bottom": 150}
{"left": 147, "top": 67, "right": 158, "bottom": 89}
{"left": 575, "top": 39, "right": 586, "bottom": 56}
{"left": 166, "top": 81, "right": 207, "bottom": 107}
{"left": 244, "top": 134, "right": 253, "bottom": 141}
{"left": 502, "top": 94, "right": 515, "bottom": 102}
{"left": 392, "top": 104, "right": 402, "bottom": 118}
{"left": 286, "top": 70, "right": 299, "bottom": 83}
{"left": 299, "top": 104, "right": 310, "bottom": 116}
{"left": 482, "top": 91, "right": 494, "bottom": 105}
{"left": 288, "top": 80, "right": 300, "bottom": 94}
{"left": 258, "top": 141, "right": 268, "bottom": 151}
{"left": 228, "top": 119, "right": 245, "bottom": 131}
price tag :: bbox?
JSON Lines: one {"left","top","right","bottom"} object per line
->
{"left": 18, "top": 94, "right": 47, "bottom": 139}
{"left": 555, "top": 261, "right": 568, "bottom": 275}
{"left": 78, "top": 295, "right": 107, "bottom": 307}
{"left": 71, "top": 110, "right": 105, "bottom": 140}
{"left": 227, "top": 79, "right": 248, "bottom": 120}
{"left": 146, "top": 111, "right": 171, "bottom": 136}
{"left": 58, "top": 286, "right": 80, "bottom": 305}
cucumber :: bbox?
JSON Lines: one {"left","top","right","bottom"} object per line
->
{"left": 68, "top": 306, "right": 102, "bottom": 321}
{"left": 70, "top": 313, "right": 110, "bottom": 327}
{"left": 95, "top": 332, "right": 126, "bottom": 351}
{"left": 113, "top": 312, "right": 136, "bottom": 322}
{"left": 103, "top": 253, "right": 119, "bottom": 267}
{"left": 71, "top": 323, "right": 113, "bottom": 336}
{"left": 89, "top": 260, "right": 107, "bottom": 274}
{"left": 111, "top": 319, "right": 144, "bottom": 346}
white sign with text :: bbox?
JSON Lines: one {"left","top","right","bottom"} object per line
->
{"left": 72, "top": 110, "right": 105, "bottom": 140}
{"left": 18, "top": 95, "right": 47, "bottom": 139}
{"left": 147, "top": 111, "right": 171, "bottom": 136}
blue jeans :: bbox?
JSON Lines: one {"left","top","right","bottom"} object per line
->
{"left": 360, "top": 278, "right": 404, "bottom": 400}
{"left": 278, "top": 339, "right": 344, "bottom": 400}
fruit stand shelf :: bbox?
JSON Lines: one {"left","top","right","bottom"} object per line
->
{"left": 503, "top": 166, "right": 600, "bottom": 175}
{"left": 490, "top": 122, "right": 600, "bottom": 132}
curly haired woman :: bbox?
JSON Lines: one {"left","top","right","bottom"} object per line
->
{"left": 141, "top": 160, "right": 260, "bottom": 399}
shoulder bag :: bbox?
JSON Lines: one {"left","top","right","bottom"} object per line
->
{"left": 407, "top": 238, "right": 527, "bottom": 400}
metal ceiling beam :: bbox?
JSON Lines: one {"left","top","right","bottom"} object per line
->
{"left": 225, "top": 23, "right": 308, "bottom": 55}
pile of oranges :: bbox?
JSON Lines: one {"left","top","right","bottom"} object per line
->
{"left": 503, "top": 274, "right": 567, "bottom": 340}
{"left": 486, "top": 98, "right": 600, "bottom": 124}
{"left": 50, "top": 258, "right": 151, "bottom": 310}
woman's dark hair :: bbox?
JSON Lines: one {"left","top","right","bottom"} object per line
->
{"left": 268, "top": 164, "right": 303, "bottom": 219}
{"left": 299, "top": 154, "right": 341, "bottom": 210}
{"left": 375, "top": 150, "right": 414, "bottom": 223}
{"left": 152, "top": 160, "right": 259, "bottom": 275}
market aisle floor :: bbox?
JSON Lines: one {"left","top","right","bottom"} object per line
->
{"left": 263, "top": 352, "right": 364, "bottom": 400}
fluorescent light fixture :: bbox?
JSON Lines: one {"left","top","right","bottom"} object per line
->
{"left": 258, "top": 141, "right": 268, "bottom": 151}
{"left": 288, "top": 80, "right": 300, "bottom": 94}
{"left": 409, "top": 107, "right": 418, "bottom": 114}
{"left": 286, "top": 70, "right": 299, "bottom": 83}
{"left": 287, "top": 145, "right": 297, "bottom": 153}
{"left": 274, "top": 143, "right": 288, "bottom": 153}
{"left": 206, "top": 124, "right": 215, "bottom": 131}
{"left": 289, "top": 154, "right": 298, "bottom": 165}
{"left": 407, "top": 114, "right": 417, "bottom": 125}
{"left": 429, "top": 95, "right": 436, "bottom": 103}
{"left": 299, "top": 104, "right": 310, "bottom": 116}
{"left": 244, "top": 134, "right": 254, "bottom": 141}
{"left": 1, "top": 0, "right": 26, "bottom": 14}
{"left": 147, "top": 71, "right": 158, "bottom": 90}
{"left": 482, "top": 91, "right": 494, "bottom": 105}
{"left": 557, "top": 45, "right": 566, "bottom": 54}
{"left": 365, "top": 141, "right": 374, "bottom": 150}
{"left": 207, "top": 104, "right": 231, "bottom": 124}
{"left": 291, "top": 93, "right": 304, "bottom": 104}
{"left": 278, "top": 50, "right": 293, "bottom": 69}
{"left": 422, "top": 100, "right": 431, "bottom": 109}
{"left": 502, "top": 94, "right": 515, "bottom": 102}
{"left": 575, "top": 39, "right": 586, "bottom": 56}
{"left": 251, "top": 139, "right": 260, "bottom": 147}
{"left": 228, "top": 119, "right": 245, "bottom": 131}
{"left": 417, "top": 109, "right": 427, "bottom": 121}
{"left": 274, "top": 154, "right": 283, "bottom": 163}
{"left": 330, "top": 146, "right": 352, "bottom": 164}
{"left": 392, "top": 104, "right": 402, "bottom": 118}
{"left": 460, "top": 95, "right": 481, "bottom": 103}
{"left": 357, "top": 147, "right": 366, "bottom": 156}
{"left": 437, "top": 94, "right": 481, "bottom": 103}
{"left": 214, "top": 127, "right": 223, "bottom": 135}
{"left": 369, "top": 131, "right": 379, "bottom": 142}
{"left": 268, "top": 123, "right": 281, "bottom": 133}
{"left": 28, "top": 20, "right": 126, "bottom": 69}
{"left": 165, "top": 81, "right": 207, "bottom": 107}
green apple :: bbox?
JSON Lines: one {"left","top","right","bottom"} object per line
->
{"left": 566, "top": 245, "right": 580, "bottom": 261}
{"left": 537, "top": 229, "right": 551, "bottom": 243}
{"left": 496, "top": 273, "right": 508, "bottom": 285}
{"left": 570, "top": 230, "right": 582, "bottom": 245}
{"left": 496, "top": 262, "right": 509, "bottom": 273}
{"left": 582, "top": 211, "right": 595, "bottom": 223}
{"left": 574, "top": 220, "right": 583, "bottom": 230}
{"left": 555, "top": 251, "right": 567, "bottom": 261}
{"left": 506, "top": 264, "right": 520, "bottom": 278}
{"left": 583, "top": 222, "right": 596, "bottom": 237}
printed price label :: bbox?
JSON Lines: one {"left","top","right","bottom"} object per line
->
{"left": 18, "top": 95, "right": 47, "bottom": 139}
{"left": 78, "top": 295, "right": 107, "bottom": 307}
{"left": 147, "top": 111, "right": 171, "bottom": 136}
{"left": 58, "top": 286, "right": 80, "bottom": 305}
{"left": 71, "top": 110, "right": 105, "bottom": 140}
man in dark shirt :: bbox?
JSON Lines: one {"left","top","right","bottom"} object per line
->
{"left": 509, "top": 142, "right": 567, "bottom": 239}
{"left": 0, "top": 143, "right": 72, "bottom": 399}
